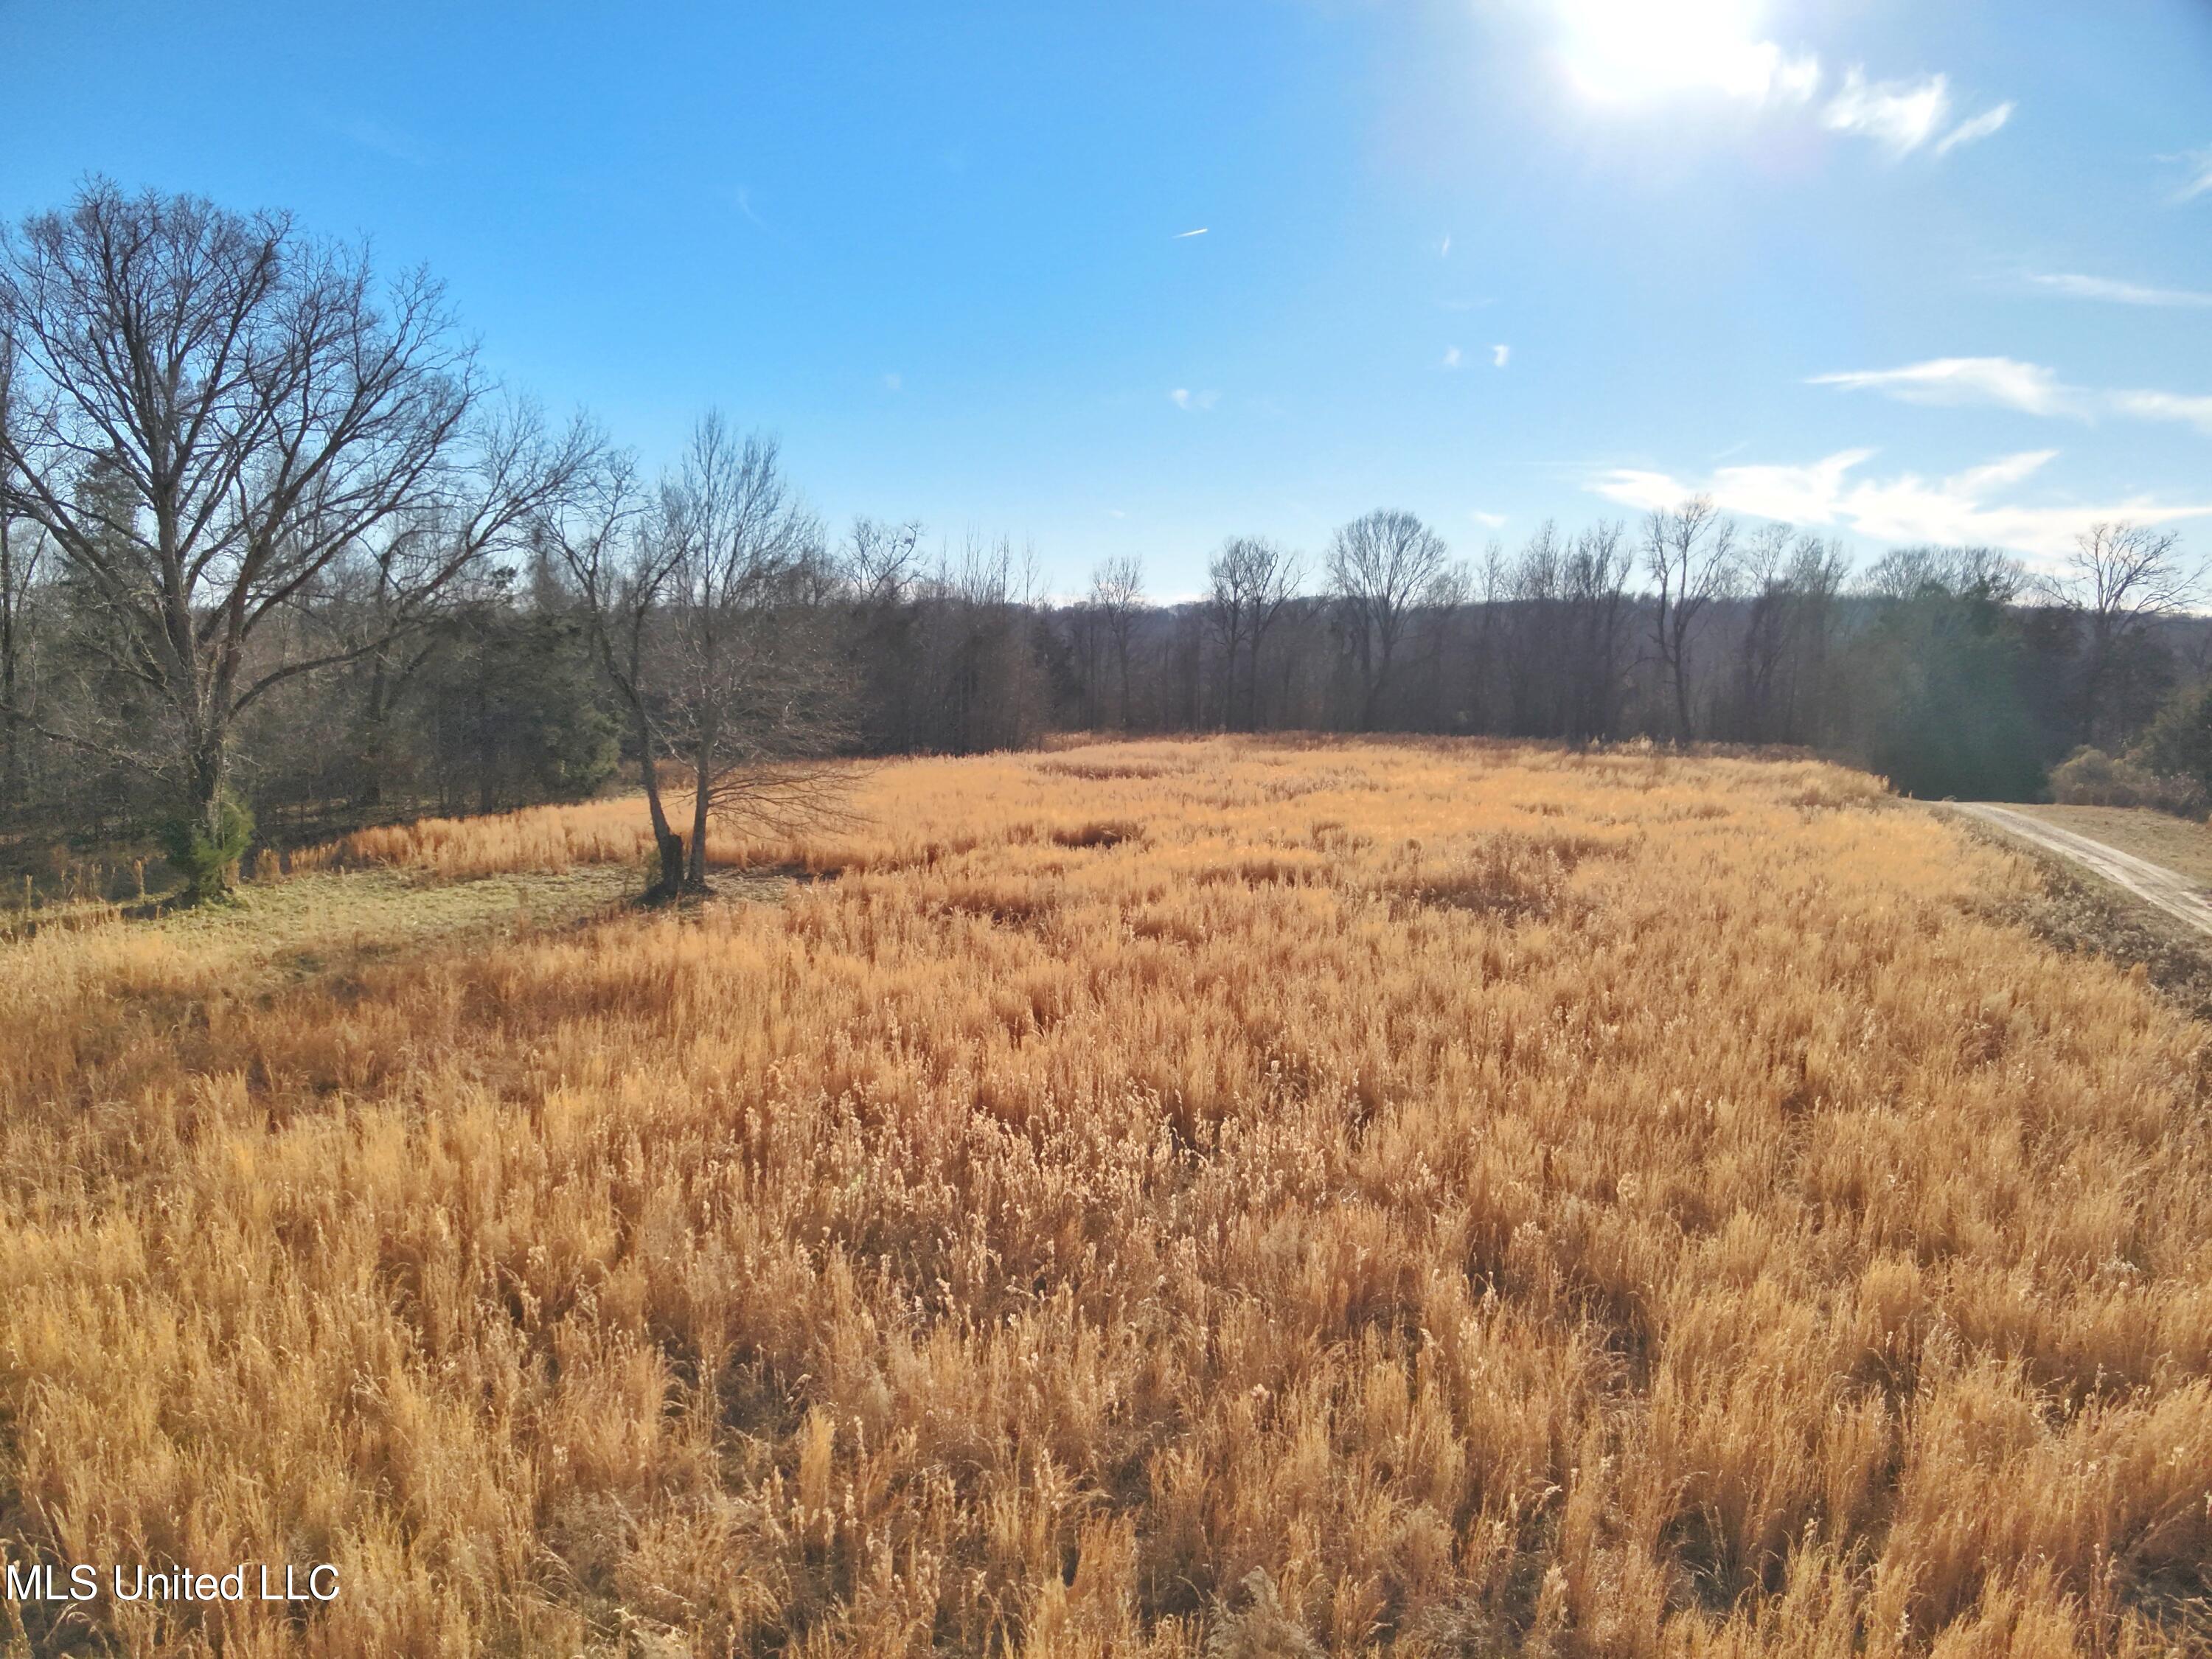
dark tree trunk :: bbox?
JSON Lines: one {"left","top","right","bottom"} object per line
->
{"left": 686, "top": 731, "right": 713, "bottom": 889}
{"left": 189, "top": 738, "right": 226, "bottom": 844}
{"left": 0, "top": 515, "right": 18, "bottom": 812}
{"left": 633, "top": 706, "right": 685, "bottom": 900}
{"left": 1672, "top": 630, "right": 1694, "bottom": 742}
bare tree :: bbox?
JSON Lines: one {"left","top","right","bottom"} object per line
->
{"left": 1248, "top": 543, "right": 1306, "bottom": 731}
{"left": 1730, "top": 521, "right": 1795, "bottom": 742}
{"left": 2051, "top": 521, "right": 2202, "bottom": 747}
{"left": 536, "top": 445, "right": 695, "bottom": 898}
{"left": 1062, "top": 596, "right": 1107, "bottom": 730}
{"left": 543, "top": 422, "right": 853, "bottom": 899}
{"left": 1561, "top": 521, "right": 1633, "bottom": 742}
{"left": 1644, "top": 495, "right": 1740, "bottom": 741}
{"left": 658, "top": 416, "right": 849, "bottom": 888}
{"left": 1498, "top": 524, "right": 1562, "bottom": 734}
{"left": 0, "top": 181, "right": 588, "bottom": 893}
{"left": 340, "top": 399, "right": 594, "bottom": 809}
{"left": 1201, "top": 543, "right": 1251, "bottom": 730}
{"left": 1211, "top": 537, "right": 1303, "bottom": 730}
{"left": 1328, "top": 509, "right": 1448, "bottom": 729}
{"left": 1865, "top": 543, "right": 2022, "bottom": 605}
{"left": 0, "top": 335, "right": 40, "bottom": 811}
{"left": 846, "top": 517, "right": 923, "bottom": 608}
{"left": 836, "top": 516, "right": 925, "bottom": 749}
{"left": 1730, "top": 526, "right": 1847, "bottom": 743}
{"left": 1090, "top": 554, "right": 1146, "bottom": 729}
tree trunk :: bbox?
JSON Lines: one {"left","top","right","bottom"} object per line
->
{"left": 686, "top": 721, "right": 714, "bottom": 888}
{"left": 633, "top": 707, "right": 684, "bottom": 900}
{"left": 191, "top": 737, "right": 226, "bottom": 840}
{"left": 0, "top": 515, "right": 18, "bottom": 812}
{"left": 1672, "top": 631, "right": 1694, "bottom": 742}
{"left": 172, "top": 731, "right": 241, "bottom": 903}
{"left": 1362, "top": 636, "right": 1391, "bottom": 732}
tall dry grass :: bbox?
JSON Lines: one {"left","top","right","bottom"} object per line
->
{"left": 1, "top": 738, "right": 2207, "bottom": 1657}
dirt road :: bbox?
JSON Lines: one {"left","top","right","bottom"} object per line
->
{"left": 1944, "top": 801, "right": 2212, "bottom": 939}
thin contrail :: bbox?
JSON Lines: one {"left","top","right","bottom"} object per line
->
{"left": 1174, "top": 228, "right": 1208, "bottom": 238}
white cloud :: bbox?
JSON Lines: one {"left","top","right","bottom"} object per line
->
{"left": 1548, "top": 10, "right": 2005, "bottom": 161}
{"left": 1169, "top": 388, "right": 1219, "bottom": 411}
{"left": 1491, "top": 344, "right": 1511, "bottom": 369}
{"left": 1770, "top": 52, "right": 1823, "bottom": 104}
{"left": 1594, "top": 449, "right": 1876, "bottom": 526}
{"left": 1439, "top": 234, "right": 1452, "bottom": 258}
{"left": 2172, "top": 148, "right": 2212, "bottom": 201}
{"left": 1809, "top": 356, "right": 2075, "bottom": 416}
{"left": 2107, "top": 390, "right": 2212, "bottom": 436}
{"left": 1589, "top": 446, "right": 2212, "bottom": 561}
{"left": 2028, "top": 271, "right": 2212, "bottom": 308}
{"left": 733, "top": 185, "right": 779, "bottom": 237}
{"left": 1820, "top": 69, "right": 1951, "bottom": 156}
{"left": 1934, "top": 100, "right": 2013, "bottom": 155}
{"left": 340, "top": 118, "right": 432, "bottom": 165}
{"left": 1441, "top": 346, "right": 1464, "bottom": 369}
{"left": 1811, "top": 355, "right": 2212, "bottom": 434}
{"left": 1470, "top": 509, "right": 1509, "bottom": 529}
{"left": 881, "top": 372, "right": 902, "bottom": 393}
{"left": 1174, "top": 227, "right": 1209, "bottom": 239}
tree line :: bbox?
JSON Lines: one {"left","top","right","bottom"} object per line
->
{"left": 3, "top": 183, "right": 2207, "bottom": 899}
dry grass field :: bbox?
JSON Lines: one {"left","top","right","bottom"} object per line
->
{"left": 2, "top": 738, "right": 2209, "bottom": 1658}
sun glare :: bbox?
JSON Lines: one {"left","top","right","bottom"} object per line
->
{"left": 1556, "top": 0, "right": 1814, "bottom": 105}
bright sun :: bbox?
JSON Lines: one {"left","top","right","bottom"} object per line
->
{"left": 1555, "top": 0, "right": 1813, "bottom": 105}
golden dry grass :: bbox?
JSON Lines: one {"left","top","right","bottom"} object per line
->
{"left": 1, "top": 737, "right": 2208, "bottom": 1657}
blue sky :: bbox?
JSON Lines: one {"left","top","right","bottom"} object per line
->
{"left": 3, "top": 0, "right": 2210, "bottom": 591}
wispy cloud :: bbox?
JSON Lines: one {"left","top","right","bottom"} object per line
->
{"left": 734, "top": 185, "right": 782, "bottom": 239}
{"left": 881, "top": 372, "right": 902, "bottom": 394}
{"left": 2107, "top": 390, "right": 2212, "bottom": 435}
{"left": 1596, "top": 449, "right": 1878, "bottom": 529}
{"left": 1441, "top": 346, "right": 1464, "bottom": 370}
{"left": 1766, "top": 51, "right": 1823, "bottom": 105}
{"left": 2171, "top": 147, "right": 2212, "bottom": 202}
{"left": 1439, "top": 234, "right": 1452, "bottom": 258}
{"left": 1809, "top": 355, "right": 2212, "bottom": 434}
{"left": 1470, "top": 509, "right": 1508, "bottom": 529}
{"left": 1173, "top": 227, "right": 1208, "bottom": 239}
{"left": 1935, "top": 100, "right": 2013, "bottom": 154}
{"left": 2027, "top": 271, "right": 2212, "bottom": 308}
{"left": 1491, "top": 344, "right": 1512, "bottom": 369}
{"left": 1820, "top": 69, "right": 1952, "bottom": 156}
{"left": 1809, "top": 356, "right": 2074, "bottom": 416}
{"left": 338, "top": 118, "right": 432, "bottom": 166}
{"left": 1549, "top": 10, "right": 2007, "bottom": 162}
{"left": 1169, "top": 388, "right": 1219, "bottom": 411}
{"left": 1589, "top": 447, "right": 2212, "bottom": 560}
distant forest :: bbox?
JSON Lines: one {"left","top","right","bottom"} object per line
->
{"left": 4, "top": 184, "right": 2209, "bottom": 891}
